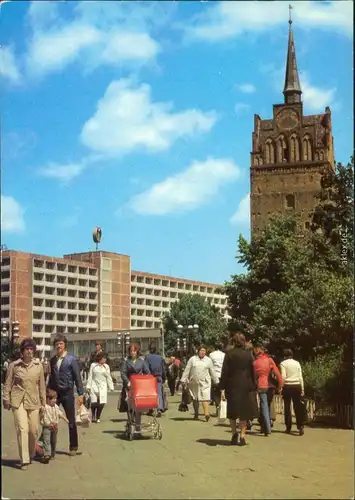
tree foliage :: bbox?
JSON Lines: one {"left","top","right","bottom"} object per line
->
{"left": 223, "top": 158, "right": 354, "bottom": 368}
{"left": 162, "top": 294, "right": 228, "bottom": 355}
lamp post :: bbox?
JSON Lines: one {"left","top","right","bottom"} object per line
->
{"left": 176, "top": 322, "right": 199, "bottom": 358}
{"left": 116, "top": 331, "right": 130, "bottom": 360}
{"left": 1, "top": 320, "right": 20, "bottom": 359}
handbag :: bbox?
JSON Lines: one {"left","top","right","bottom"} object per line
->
{"left": 218, "top": 400, "right": 227, "bottom": 422}
{"left": 83, "top": 393, "right": 91, "bottom": 410}
{"left": 118, "top": 388, "right": 128, "bottom": 413}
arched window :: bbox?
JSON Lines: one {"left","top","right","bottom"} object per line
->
{"left": 319, "top": 150, "right": 324, "bottom": 161}
{"left": 290, "top": 135, "right": 300, "bottom": 162}
{"left": 277, "top": 135, "right": 289, "bottom": 163}
{"left": 303, "top": 135, "right": 313, "bottom": 161}
{"left": 285, "top": 194, "right": 295, "bottom": 210}
{"left": 254, "top": 156, "right": 259, "bottom": 166}
{"left": 315, "top": 152, "right": 319, "bottom": 161}
{"left": 265, "top": 139, "right": 275, "bottom": 164}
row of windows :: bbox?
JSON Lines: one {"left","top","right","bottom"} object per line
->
{"left": 33, "top": 274, "right": 97, "bottom": 287}
{"left": 131, "top": 296, "right": 226, "bottom": 307}
{"left": 131, "top": 285, "right": 224, "bottom": 297}
{"left": 131, "top": 276, "right": 217, "bottom": 293}
{"left": 33, "top": 325, "right": 97, "bottom": 335}
{"left": 131, "top": 319, "right": 161, "bottom": 329}
{"left": 33, "top": 298, "right": 97, "bottom": 311}
{"left": 32, "top": 311, "right": 97, "bottom": 323}
{"left": 33, "top": 260, "right": 97, "bottom": 275}
{"left": 33, "top": 286, "right": 97, "bottom": 299}
{"left": 259, "top": 134, "right": 314, "bottom": 165}
{"left": 131, "top": 309, "right": 163, "bottom": 318}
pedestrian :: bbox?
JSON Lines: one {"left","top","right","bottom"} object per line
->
{"left": 38, "top": 388, "right": 69, "bottom": 463}
{"left": 2, "top": 358, "right": 9, "bottom": 384}
{"left": 86, "top": 352, "right": 114, "bottom": 423}
{"left": 120, "top": 344, "right": 150, "bottom": 436}
{"left": 209, "top": 342, "right": 225, "bottom": 415}
{"left": 2, "top": 338, "right": 46, "bottom": 470}
{"left": 83, "top": 356, "right": 90, "bottom": 382}
{"left": 280, "top": 348, "right": 305, "bottom": 436}
{"left": 42, "top": 358, "right": 51, "bottom": 385}
{"left": 90, "top": 342, "right": 110, "bottom": 367}
{"left": 180, "top": 345, "right": 219, "bottom": 421}
{"left": 166, "top": 356, "right": 179, "bottom": 396}
{"left": 253, "top": 344, "right": 283, "bottom": 436}
{"left": 220, "top": 332, "right": 258, "bottom": 446}
{"left": 145, "top": 344, "right": 167, "bottom": 416}
{"left": 47, "top": 334, "right": 84, "bottom": 456}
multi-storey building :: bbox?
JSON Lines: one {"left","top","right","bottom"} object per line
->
{"left": 250, "top": 16, "right": 334, "bottom": 236}
{"left": 0, "top": 249, "right": 227, "bottom": 358}
{"left": 130, "top": 270, "right": 227, "bottom": 329}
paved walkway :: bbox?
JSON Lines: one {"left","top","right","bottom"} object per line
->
{"left": 1, "top": 394, "right": 354, "bottom": 499}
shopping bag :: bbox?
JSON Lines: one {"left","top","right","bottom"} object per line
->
{"left": 218, "top": 400, "right": 227, "bottom": 422}
{"left": 76, "top": 405, "right": 91, "bottom": 427}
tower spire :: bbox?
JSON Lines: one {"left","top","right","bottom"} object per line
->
{"left": 283, "top": 5, "right": 302, "bottom": 104}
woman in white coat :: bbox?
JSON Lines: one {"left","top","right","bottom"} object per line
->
{"left": 86, "top": 352, "right": 114, "bottom": 423}
{"left": 180, "top": 345, "right": 219, "bottom": 421}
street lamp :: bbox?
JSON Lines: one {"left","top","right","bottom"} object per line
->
{"left": 1, "top": 320, "right": 20, "bottom": 358}
{"left": 176, "top": 323, "right": 199, "bottom": 357}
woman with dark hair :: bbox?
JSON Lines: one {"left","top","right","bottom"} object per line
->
{"left": 220, "top": 332, "right": 258, "bottom": 446}
{"left": 120, "top": 344, "right": 150, "bottom": 435}
{"left": 180, "top": 345, "right": 219, "bottom": 421}
{"left": 86, "top": 352, "right": 114, "bottom": 423}
{"left": 3, "top": 338, "right": 46, "bottom": 470}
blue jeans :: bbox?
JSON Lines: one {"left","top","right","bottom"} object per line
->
{"left": 259, "top": 391, "right": 271, "bottom": 434}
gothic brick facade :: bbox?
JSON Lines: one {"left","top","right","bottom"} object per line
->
{"left": 250, "top": 17, "right": 335, "bottom": 236}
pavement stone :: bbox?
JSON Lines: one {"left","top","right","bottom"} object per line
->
{"left": 1, "top": 393, "right": 354, "bottom": 499}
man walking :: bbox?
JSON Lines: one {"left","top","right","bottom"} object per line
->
{"left": 48, "top": 334, "right": 84, "bottom": 456}
{"left": 209, "top": 342, "right": 225, "bottom": 415}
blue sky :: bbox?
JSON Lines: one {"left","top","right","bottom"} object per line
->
{"left": 1, "top": 1, "right": 353, "bottom": 284}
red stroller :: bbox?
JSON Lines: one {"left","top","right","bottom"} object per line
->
{"left": 125, "top": 374, "right": 163, "bottom": 441}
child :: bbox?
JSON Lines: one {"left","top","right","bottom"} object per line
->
{"left": 38, "top": 388, "right": 68, "bottom": 464}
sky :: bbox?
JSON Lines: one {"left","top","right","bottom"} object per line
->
{"left": 1, "top": 1, "right": 353, "bottom": 285}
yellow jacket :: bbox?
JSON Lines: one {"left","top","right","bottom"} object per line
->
{"left": 3, "top": 358, "right": 46, "bottom": 410}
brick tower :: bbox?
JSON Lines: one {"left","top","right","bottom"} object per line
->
{"left": 250, "top": 9, "right": 335, "bottom": 236}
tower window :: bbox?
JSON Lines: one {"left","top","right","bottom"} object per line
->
{"left": 265, "top": 139, "right": 275, "bottom": 164}
{"left": 277, "top": 135, "right": 289, "bottom": 163}
{"left": 304, "top": 221, "right": 310, "bottom": 229}
{"left": 285, "top": 194, "right": 295, "bottom": 209}
{"left": 290, "top": 135, "right": 300, "bottom": 162}
{"left": 303, "top": 135, "right": 313, "bottom": 161}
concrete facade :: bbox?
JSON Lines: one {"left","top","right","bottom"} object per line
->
{"left": 1, "top": 249, "right": 227, "bottom": 357}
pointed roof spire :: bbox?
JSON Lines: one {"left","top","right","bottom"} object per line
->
{"left": 283, "top": 5, "right": 302, "bottom": 104}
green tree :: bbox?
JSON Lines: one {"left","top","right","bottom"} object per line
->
{"left": 162, "top": 294, "right": 228, "bottom": 355}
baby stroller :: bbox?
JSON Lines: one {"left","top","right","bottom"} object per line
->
{"left": 125, "top": 374, "right": 163, "bottom": 441}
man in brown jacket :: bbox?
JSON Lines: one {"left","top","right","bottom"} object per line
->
{"left": 3, "top": 338, "right": 46, "bottom": 470}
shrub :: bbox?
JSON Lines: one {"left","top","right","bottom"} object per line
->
{"left": 302, "top": 349, "right": 343, "bottom": 404}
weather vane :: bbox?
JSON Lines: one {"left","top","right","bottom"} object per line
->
{"left": 289, "top": 4, "right": 293, "bottom": 25}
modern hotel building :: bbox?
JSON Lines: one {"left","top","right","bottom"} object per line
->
{"left": 1, "top": 249, "right": 227, "bottom": 357}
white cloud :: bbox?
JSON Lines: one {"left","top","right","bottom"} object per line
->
{"left": 38, "top": 162, "right": 86, "bottom": 182}
{"left": 300, "top": 73, "right": 336, "bottom": 112}
{"left": 230, "top": 193, "right": 250, "bottom": 226}
{"left": 185, "top": 1, "right": 353, "bottom": 41}
{"left": 262, "top": 64, "right": 337, "bottom": 112}
{"left": 1, "top": 196, "right": 25, "bottom": 233}
{"left": 0, "top": 45, "right": 21, "bottom": 84}
{"left": 25, "top": 2, "right": 162, "bottom": 77}
{"left": 129, "top": 158, "right": 240, "bottom": 216}
{"left": 235, "top": 103, "right": 250, "bottom": 115}
{"left": 236, "top": 83, "right": 256, "bottom": 94}
{"left": 81, "top": 78, "right": 217, "bottom": 156}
